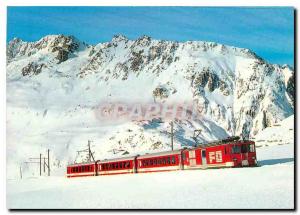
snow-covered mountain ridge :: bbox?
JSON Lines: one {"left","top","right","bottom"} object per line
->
{"left": 6, "top": 34, "right": 294, "bottom": 177}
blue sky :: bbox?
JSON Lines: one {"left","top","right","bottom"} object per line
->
{"left": 7, "top": 7, "right": 294, "bottom": 66}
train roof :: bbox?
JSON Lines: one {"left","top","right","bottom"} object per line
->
{"left": 195, "top": 138, "right": 254, "bottom": 149}
{"left": 98, "top": 155, "right": 137, "bottom": 163}
{"left": 67, "top": 161, "right": 94, "bottom": 167}
{"left": 137, "top": 149, "right": 182, "bottom": 159}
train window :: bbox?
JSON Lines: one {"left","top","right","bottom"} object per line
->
{"left": 157, "top": 159, "right": 162, "bottom": 165}
{"left": 166, "top": 157, "right": 171, "bottom": 164}
{"left": 115, "top": 163, "right": 119, "bottom": 169}
{"left": 232, "top": 145, "right": 241, "bottom": 154}
{"left": 224, "top": 147, "right": 227, "bottom": 154}
{"left": 153, "top": 159, "right": 157, "bottom": 165}
{"left": 125, "top": 161, "right": 130, "bottom": 168}
{"left": 171, "top": 156, "right": 176, "bottom": 164}
{"left": 243, "top": 144, "right": 252, "bottom": 153}
{"left": 241, "top": 144, "right": 248, "bottom": 153}
{"left": 162, "top": 158, "right": 166, "bottom": 165}
{"left": 250, "top": 144, "right": 255, "bottom": 152}
{"left": 149, "top": 159, "right": 153, "bottom": 166}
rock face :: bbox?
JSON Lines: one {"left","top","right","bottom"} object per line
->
{"left": 7, "top": 35, "right": 82, "bottom": 64}
{"left": 7, "top": 34, "right": 294, "bottom": 140}
{"left": 21, "top": 62, "right": 45, "bottom": 76}
{"left": 286, "top": 73, "right": 295, "bottom": 105}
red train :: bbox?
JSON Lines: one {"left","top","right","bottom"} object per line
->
{"left": 67, "top": 137, "right": 257, "bottom": 178}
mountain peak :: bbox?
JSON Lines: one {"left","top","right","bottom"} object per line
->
{"left": 112, "top": 34, "right": 128, "bottom": 43}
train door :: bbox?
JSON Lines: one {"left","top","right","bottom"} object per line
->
{"left": 189, "top": 150, "right": 196, "bottom": 167}
{"left": 180, "top": 150, "right": 185, "bottom": 170}
{"left": 201, "top": 149, "right": 207, "bottom": 166}
{"left": 241, "top": 144, "right": 249, "bottom": 166}
{"left": 133, "top": 157, "right": 138, "bottom": 173}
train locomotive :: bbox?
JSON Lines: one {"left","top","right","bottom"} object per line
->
{"left": 66, "top": 137, "right": 257, "bottom": 178}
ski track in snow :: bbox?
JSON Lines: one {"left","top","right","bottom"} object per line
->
{"left": 7, "top": 144, "right": 294, "bottom": 209}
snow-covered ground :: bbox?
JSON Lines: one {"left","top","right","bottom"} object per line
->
{"left": 254, "top": 115, "right": 294, "bottom": 147}
{"left": 7, "top": 143, "right": 294, "bottom": 209}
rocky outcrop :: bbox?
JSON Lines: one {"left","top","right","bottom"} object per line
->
{"left": 21, "top": 62, "right": 46, "bottom": 76}
{"left": 7, "top": 35, "right": 81, "bottom": 64}
{"left": 286, "top": 73, "right": 294, "bottom": 105}
{"left": 153, "top": 86, "right": 169, "bottom": 100}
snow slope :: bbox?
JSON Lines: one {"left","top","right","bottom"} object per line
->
{"left": 254, "top": 115, "right": 294, "bottom": 146}
{"left": 7, "top": 144, "right": 294, "bottom": 209}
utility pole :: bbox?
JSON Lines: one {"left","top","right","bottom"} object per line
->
{"left": 48, "top": 149, "right": 50, "bottom": 176}
{"left": 76, "top": 141, "right": 95, "bottom": 163}
{"left": 19, "top": 165, "right": 22, "bottom": 179}
{"left": 43, "top": 157, "right": 46, "bottom": 173}
{"left": 88, "top": 140, "right": 95, "bottom": 162}
{"left": 171, "top": 121, "right": 174, "bottom": 151}
{"left": 39, "top": 153, "right": 42, "bottom": 176}
{"left": 26, "top": 150, "right": 50, "bottom": 177}
{"left": 88, "top": 140, "right": 91, "bottom": 162}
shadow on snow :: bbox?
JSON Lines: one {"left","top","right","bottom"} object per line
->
{"left": 259, "top": 158, "right": 294, "bottom": 166}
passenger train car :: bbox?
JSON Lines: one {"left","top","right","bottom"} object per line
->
{"left": 66, "top": 137, "right": 257, "bottom": 178}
